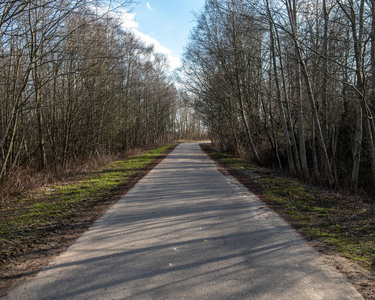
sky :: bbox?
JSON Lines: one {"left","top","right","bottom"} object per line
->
{"left": 119, "top": 0, "right": 205, "bottom": 71}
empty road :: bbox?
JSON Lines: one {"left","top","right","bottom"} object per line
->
{"left": 4, "top": 143, "right": 362, "bottom": 299}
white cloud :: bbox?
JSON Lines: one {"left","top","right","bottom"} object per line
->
{"left": 134, "top": 30, "right": 170, "bottom": 54}
{"left": 168, "top": 55, "right": 182, "bottom": 70}
{"left": 117, "top": 9, "right": 138, "bottom": 29}
{"left": 146, "top": 2, "right": 152, "bottom": 10}
{"left": 118, "top": 9, "right": 181, "bottom": 71}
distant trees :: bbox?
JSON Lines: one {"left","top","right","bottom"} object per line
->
{"left": 0, "top": 0, "right": 185, "bottom": 181}
{"left": 183, "top": 0, "right": 375, "bottom": 191}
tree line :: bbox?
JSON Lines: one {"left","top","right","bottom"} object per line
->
{"left": 0, "top": 0, "right": 204, "bottom": 182}
{"left": 183, "top": 0, "right": 375, "bottom": 192}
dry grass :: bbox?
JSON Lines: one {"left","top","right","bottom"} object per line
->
{"left": 0, "top": 146, "right": 166, "bottom": 205}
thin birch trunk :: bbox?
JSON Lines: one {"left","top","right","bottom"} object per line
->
{"left": 266, "top": 0, "right": 295, "bottom": 174}
{"left": 287, "top": 0, "right": 334, "bottom": 186}
{"left": 339, "top": 0, "right": 375, "bottom": 185}
{"left": 274, "top": 24, "right": 304, "bottom": 176}
{"left": 351, "top": 100, "right": 362, "bottom": 189}
{"left": 312, "top": 119, "right": 320, "bottom": 181}
{"left": 284, "top": 0, "right": 308, "bottom": 178}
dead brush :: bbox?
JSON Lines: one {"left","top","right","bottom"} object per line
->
{"left": 0, "top": 154, "right": 118, "bottom": 206}
{"left": 0, "top": 146, "right": 162, "bottom": 206}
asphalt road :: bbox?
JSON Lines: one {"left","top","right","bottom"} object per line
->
{"left": 4, "top": 143, "right": 363, "bottom": 299}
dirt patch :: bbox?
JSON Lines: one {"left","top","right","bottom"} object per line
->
{"left": 200, "top": 143, "right": 375, "bottom": 300}
{"left": 0, "top": 144, "right": 178, "bottom": 298}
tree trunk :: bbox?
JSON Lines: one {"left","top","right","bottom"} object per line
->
{"left": 351, "top": 99, "right": 362, "bottom": 189}
{"left": 266, "top": 1, "right": 295, "bottom": 174}
{"left": 286, "top": 0, "right": 334, "bottom": 185}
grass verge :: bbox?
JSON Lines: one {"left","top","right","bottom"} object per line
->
{"left": 201, "top": 144, "right": 375, "bottom": 268}
{"left": 0, "top": 143, "right": 177, "bottom": 293}
{"left": 201, "top": 143, "right": 375, "bottom": 298}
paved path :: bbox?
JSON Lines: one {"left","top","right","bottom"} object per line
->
{"left": 4, "top": 143, "right": 362, "bottom": 299}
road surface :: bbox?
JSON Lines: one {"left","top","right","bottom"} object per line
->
{"left": 3, "top": 143, "right": 363, "bottom": 299}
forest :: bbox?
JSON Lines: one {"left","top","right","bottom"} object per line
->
{"left": 2, "top": 0, "right": 375, "bottom": 196}
{"left": 183, "top": 0, "right": 375, "bottom": 193}
{"left": 0, "top": 0, "right": 203, "bottom": 187}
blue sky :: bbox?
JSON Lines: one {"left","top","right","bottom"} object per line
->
{"left": 120, "top": 0, "right": 205, "bottom": 70}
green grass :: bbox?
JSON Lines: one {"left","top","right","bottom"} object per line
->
{"left": 202, "top": 144, "right": 375, "bottom": 270}
{"left": 0, "top": 144, "right": 176, "bottom": 262}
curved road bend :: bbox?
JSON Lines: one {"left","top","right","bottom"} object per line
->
{"left": 4, "top": 143, "right": 362, "bottom": 300}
